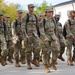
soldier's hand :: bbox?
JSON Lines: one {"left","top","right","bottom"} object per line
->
{"left": 26, "top": 34, "right": 29, "bottom": 39}
{"left": 16, "top": 37, "right": 19, "bottom": 41}
{"left": 44, "top": 38, "right": 49, "bottom": 42}
{"left": 71, "top": 36, "right": 75, "bottom": 40}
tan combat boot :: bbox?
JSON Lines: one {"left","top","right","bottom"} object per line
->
{"left": 31, "top": 58, "right": 39, "bottom": 67}
{"left": 51, "top": 59, "right": 57, "bottom": 70}
{"left": 4, "top": 57, "right": 7, "bottom": 65}
{"left": 8, "top": 57, "right": 13, "bottom": 63}
{"left": 72, "top": 53, "right": 75, "bottom": 62}
{"left": 44, "top": 64, "right": 50, "bottom": 73}
{"left": 15, "top": 61, "right": 20, "bottom": 67}
{"left": 20, "top": 57, "right": 26, "bottom": 64}
{"left": 48, "top": 58, "right": 51, "bottom": 67}
{"left": 0, "top": 57, "right": 6, "bottom": 66}
{"left": 58, "top": 53, "right": 65, "bottom": 61}
{"left": 27, "top": 60, "right": 32, "bottom": 69}
{"left": 67, "top": 59, "right": 73, "bottom": 66}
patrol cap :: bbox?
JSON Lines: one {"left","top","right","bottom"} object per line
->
{"left": 17, "top": 10, "right": 23, "bottom": 14}
{"left": 45, "top": 8, "right": 54, "bottom": 12}
{"left": 55, "top": 14, "right": 60, "bottom": 18}
{"left": 38, "top": 13, "right": 43, "bottom": 16}
{"left": 28, "top": 4, "right": 35, "bottom": 8}
{"left": 4, "top": 14, "right": 10, "bottom": 18}
{"left": 0, "top": 11, "right": 3, "bottom": 16}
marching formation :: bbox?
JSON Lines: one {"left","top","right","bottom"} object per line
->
{"left": 0, "top": 4, "right": 75, "bottom": 73}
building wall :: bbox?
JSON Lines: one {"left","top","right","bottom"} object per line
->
{"left": 54, "top": 3, "right": 75, "bottom": 26}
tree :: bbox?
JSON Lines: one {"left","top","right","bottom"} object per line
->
{"left": 34, "top": 0, "right": 52, "bottom": 15}
{"left": 0, "top": 0, "right": 20, "bottom": 22}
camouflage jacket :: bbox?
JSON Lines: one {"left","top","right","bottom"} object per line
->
{"left": 5, "top": 21, "right": 12, "bottom": 40}
{"left": 44, "top": 18, "right": 58, "bottom": 41}
{"left": 0, "top": 20, "right": 6, "bottom": 36}
{"left": 64, "top": 18, "right": 75, "bottom": 38}
{"left": 21, "top": 13, "right": 39, "bottom": 37}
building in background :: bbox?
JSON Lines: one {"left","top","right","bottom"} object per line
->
{"left": 54, "top": 0, "right": 75, "bottom": 26}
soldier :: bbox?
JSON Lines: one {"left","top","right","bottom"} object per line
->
{"left": 40, "top": 8, "right": 60, "bottom": 72}
{"left": 22, "top": 4, "right": 40, "bottom": 69}
{"left": 11, "top": 10, "right": 25, "bottom": 67}
{"left": 38, "top": 13, "right": 50, "bottom": 72}
{"left": 0, "top": 11, "right": 8, "bottom": 66}
{"left": 4, "top": 15, "right": 13, "bottom": 63}
{"left": 37, "top": 13, "right": 43, "bottom": 62}
{"left": 64, "top": 10, "right": 75, "bottom": 65}
{"left": 54, "top": 14, "right": 66, "bottom": 61}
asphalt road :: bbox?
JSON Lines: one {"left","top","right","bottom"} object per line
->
{"left": 0, "top": 51, "right": 75, "bottom": 75}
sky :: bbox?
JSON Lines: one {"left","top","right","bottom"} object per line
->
{"left": 4, "top": 0, "right": 71, "bottom": 9}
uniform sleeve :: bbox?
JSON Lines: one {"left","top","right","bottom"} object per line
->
{"left": 21, "top": 14, "right": 28, "bottom": 36}
{"left": 39, "top": 21, "right": 47, "bottom": 40}
{"left": 11, "top": 20, "right": 16, "bottom": 36}
{"left": 58, "top": 23, "right": 64, "bottom": 38}
{"left": 65, "top": 21, "right": 73, "bottom": 37}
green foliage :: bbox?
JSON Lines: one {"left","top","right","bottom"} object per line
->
{"left": 0, "top": 0, "right": 20, "bottom": 22}
{"left": 0, "top": 0, "right": 52, "bottom": 22}
{"left": 34, "top": 0, "right": 52, "bottom": 15}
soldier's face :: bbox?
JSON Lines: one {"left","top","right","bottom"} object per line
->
{"left": 17, "top": 13, "right": 22, "bottom": 18}
{"left": 5, "top": 18, "right": 10, "bottom": 22}
{"left": 28, "top": 7, "right": 34, "bottom": 12}
{"left": 71, "top": 12, "right": 75, "bottom": 17}
{"left": 38, "top": 15, "right": 43, "bottom": 20}
{"left": 46, "top": 11, "right": 53, "bottom": 18}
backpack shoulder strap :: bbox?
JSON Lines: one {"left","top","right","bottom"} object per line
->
{"left": 34, "top": 14, "right": 40, "bottom": 37}
{"left": 52, "top": 18, "right": 57, "bottom": 34}
{"left": 43, "top": 18, "right": 46, "bottom": 32}
{"left": 26, "top": 13, "right": 29, "bottom": 24}
{"left": 3, "top": 21, "right": 6, "bottom": 40}
{"left": 68, "top": 19, "right": 71, "bottom": 26}
{"left": 25, "top": 13, "right": 30, "bottom": 35}
{"left": 15, "top": 19, "right": 18, "bottom": 28}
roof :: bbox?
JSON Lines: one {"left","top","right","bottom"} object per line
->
{"left": 54, "top": 0, "right": 75, "bottom": 7}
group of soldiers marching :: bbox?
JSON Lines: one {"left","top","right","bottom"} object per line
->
{"left": 0, "top": 3, "right": 75, "bottom": 73}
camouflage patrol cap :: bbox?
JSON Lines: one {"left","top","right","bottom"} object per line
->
{"left": 0, "top": 11, "right": 3, "bottom": 16}
{"left": 4, "top": 14, "right": 10, "bottom": 18}
{"left": 38, "top": 13, "right": 43, "bottom": 16}
{"left": 28, "top": 4, "right": 35, "bottom": 8}
{"left": 45, "top": 8, "right": 54, "bottom": 12}
{"left": 17, "top": 10, "right": 23, "bottom": 14}
{"left": 55, "top": 14, "right": 60, "bottom": 18}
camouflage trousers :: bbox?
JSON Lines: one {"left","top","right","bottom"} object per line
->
{"left": 59, "top": 38, "right": 66, "bottom": 55}
{"left": 14, "top": 39, "right": 25, "bottom": 62}
{"left": 0, "top": 35, "right": 7, "bottom": 58}
{"left": 66, "top": 37, "right": 75, "bottom": 60}
{"left": 25, "top": 35, "right": 40, "bottom": 61}
{"left": 41, "top": 40, "right": 60, "bottom": 65}
{"left": 41, "top": 41, "right": 51, "bottom": 65}
{"left": 6, "top": 40, "right": 14, "bottom": 58}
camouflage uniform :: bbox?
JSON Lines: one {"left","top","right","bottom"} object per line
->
{"left": 37, "top": 13, "right": 43, "bottom": 62}
{"left": 22, "top": 4, "right": 40, "bottom": 69}
{"left": 0, "top": 12, "right": 7, "bottom": 66}
{"left": 4, "top": 15, "right": 14, "bottom": 63}
{"left": 43, "top": 8, "right": 60, "bottom": 71}
{"left": 64, "top": 10, "right": 75, "bottom": 65}
{"left": 11, "top": 10, "right": 25, "bottom": 67}
{"left": 38, "top": 16, "right": 51, "bottom": 72}
{"left": 54, "top": 14, "right": 66, "bottom": 61}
